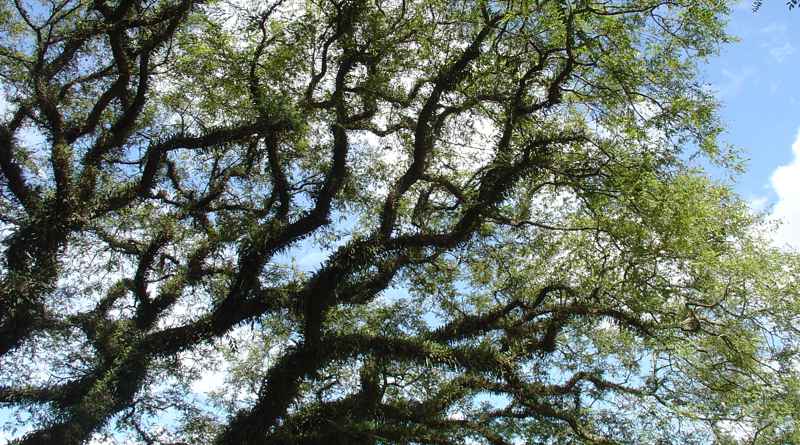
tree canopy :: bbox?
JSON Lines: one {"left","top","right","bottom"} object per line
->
{"left": 1, "top": 0, "right": 799, "bottom": 444}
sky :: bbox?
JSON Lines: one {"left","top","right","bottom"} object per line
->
{"left": 2, "top": 1, "right": 800, "bottom": 443}
{"left": 704, "top": 1, "right": 800, "bottom": 248}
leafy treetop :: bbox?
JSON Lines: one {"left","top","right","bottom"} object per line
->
{"left": 0, "top": 0, "right": 798, "bottom": 444}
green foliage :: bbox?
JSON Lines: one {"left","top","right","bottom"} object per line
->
{"left": 1, "top": 0, "right": 799, "bottom": 444}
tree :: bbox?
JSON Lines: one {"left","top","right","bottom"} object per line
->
{"left": 753, "top": 1, "right": 799, "bottom": 11}
{"left": 0, "top": 0, "right": 798, "bottom": 443}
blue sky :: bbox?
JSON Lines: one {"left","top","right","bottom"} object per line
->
{"left": 704, "top": 1, "right": 800, "bottom": 247}
{"left": 2, "top": 1, "right": 800, "bottom": 443}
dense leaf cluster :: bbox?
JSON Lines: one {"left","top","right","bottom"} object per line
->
{"left": 1, "top": 0, "right": 799, "bottom": 444}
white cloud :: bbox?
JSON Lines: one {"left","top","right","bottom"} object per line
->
{"left": 760, "top": 22, "right": 787, "bottom": 36}
{"left": 716, "top": 67, "right": 757, "bottom": 99}
{"left": 759, "top": 21, "right": 795, "bottom": 63}
{"left": 768, "top": 42, "right": 795, "bottom": 63}
{"left": 768, "top": 129, "right": 800, "bottom": 249}
{"left": 748, "top": 195, "right": 769, "bottom": 213}
{"left": 191, "top": 358, "right": 227, "bottom": 395}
